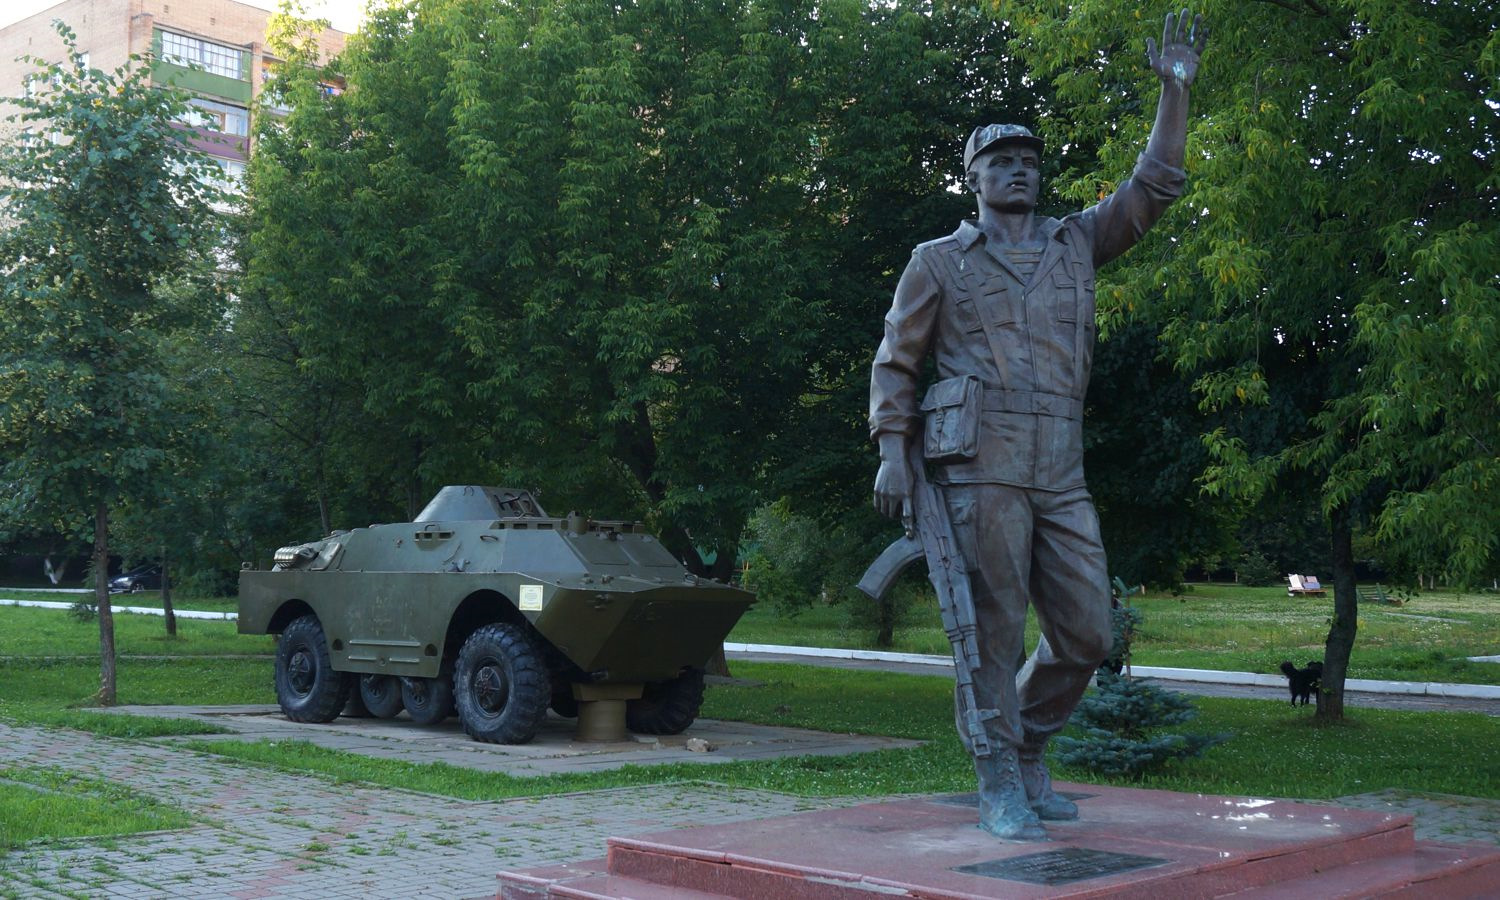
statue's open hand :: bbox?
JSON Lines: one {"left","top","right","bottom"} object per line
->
{"left": 872, "top": 457, "right": 913, "bottom": 522}
{"left": 1146, "top": 9, "right": 1207, "bottom": 88}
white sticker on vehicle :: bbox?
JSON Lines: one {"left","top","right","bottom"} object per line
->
{"left": 519, "top": 584, "right": 544, "bottom": 611}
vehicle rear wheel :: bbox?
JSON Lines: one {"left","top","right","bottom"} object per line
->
{"left": 342, "top": 691, "right": 371, "bottom": 718}
{"left": 401, "top": 674, "right": 454, "bottom": 725}
{"left": 626, "top": 668, "right": 705, "bottom": 735}
{"left": 274, "top": 615, "right": 350, "bottom": 723}
{"left": 360, "top": 674, "right": 404, "bottom": 719}
{"left": 453, "top": 623, "right": 549, "bottom": 744}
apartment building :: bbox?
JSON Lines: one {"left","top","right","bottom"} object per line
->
{"left": 0, "top": 0, "right": 347, "bottom": 188}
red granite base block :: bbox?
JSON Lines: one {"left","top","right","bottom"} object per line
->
{"left": 497, "top": 784, "right": 1500, "bottom": 899}
{"left": 1225, "top": 842, "right": 1500, "bottom": 899}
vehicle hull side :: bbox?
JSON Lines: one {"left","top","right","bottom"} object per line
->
{"left": 238, "top": 570, "right": 752, "bottom": 683}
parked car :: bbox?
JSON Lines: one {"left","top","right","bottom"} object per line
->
{"left": 110, "top": 564, "right": 161, "bottom": 594}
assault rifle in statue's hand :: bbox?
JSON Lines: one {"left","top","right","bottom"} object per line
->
{"left": 857, "top": 458, "right": 998, "bottom": 758}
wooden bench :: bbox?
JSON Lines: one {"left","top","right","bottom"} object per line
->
{"left": 1287, "top": 574, "right": 1327, "bottom": 597}
{"left": 1357, "top": 583, "right": 1403, "bottom": 606}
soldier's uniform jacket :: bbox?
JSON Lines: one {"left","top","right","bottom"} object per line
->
{"left": 870, "top": 153, "right": 1186, "bottom": 491}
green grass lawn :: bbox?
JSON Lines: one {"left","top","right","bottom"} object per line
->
{"left": 0, "top": 589, "right": 1497, "bottom": 856}
{"left": 0, "top": 605, "right": 270, "bottom": 658}
{"left": 170, "top": 660, "right": 1500, "bottom": 804}
{"left": 0, "top": 586, "right": 239, "bottom": 614}
{"left": 0, "top": 767, "right": 192, "bottom": 851}
{"left": 729, "top": 583, "right": 1500, "bottom": 685}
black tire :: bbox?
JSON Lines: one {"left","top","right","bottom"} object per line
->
{"left": 453, "top": 623, "right": 550, "bottom": 744}
{"left": 401, "top": 674, "right": 454, "bottom": 725}
{"left": 360, "top": 674, "right": 404, "bottom": 719}
{"left": 342, "top": 690, "right": 372, "bottom": 718}
{"left": 130, "top": 583, "right": 144, "bottom": 594}
{"left": 626, "top": 668, "right": 705, "bottom": 735}
{"left": 274, "top": 615, "right": 350, "bottom": 723}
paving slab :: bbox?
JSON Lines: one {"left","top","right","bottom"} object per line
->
{"left": 4, "top": 716, "right": 1499, "bottom": 898}
{"left": 98, "top": 704, "right": 920, "bottom": 776}
{"left": 0, "top": 721, "right": 863, "bottom": 899}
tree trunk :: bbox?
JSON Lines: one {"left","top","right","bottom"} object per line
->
{"left": 93, "top": 502, "right": 117, "bottom": 706}
{"left": 317, "top": 488, "right": 331, "bottom": 536}
{"left": 700, "top": 544, "right": 739, "bottom": 677}
{"left": 1315, "top": 505, "right": 1358, "bottom": 722}
{"left": 875, "top": 595, "right": 896, "bottom": 648}
{"left": 406, "top": 451, "right": 424, "bottom": 522}
{"left": 160, "top": 545, "right": 177, "bottom": 637}
{"left": 44, "top": 555, "right": 68, "bottom": 585}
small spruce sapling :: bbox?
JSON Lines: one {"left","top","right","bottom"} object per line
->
{"left": 1054, "top": 582, "right": 1230, "bottom": 777}
{"left": 1101, "top": 577, "right": 1144, "bottom": 675}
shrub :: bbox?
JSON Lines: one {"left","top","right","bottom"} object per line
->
{"left": 1055, "top": 595, "right": 1231, "bottom": 778}
{"left": 68, "top": 597, "right": 97, "bottom": 623}
{"left": 1054, "top": 672, "right": 1230, "bottom": 777}
{"left": 1236, "top": 550, "right": 1280, "bottom": 587}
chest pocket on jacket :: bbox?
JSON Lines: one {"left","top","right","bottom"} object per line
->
{"left": 978, "top": 281, "right": 1018, "bottom": 329}
{"left": 1051, "top": 268, "right": 1096, "bottom": 325}
{"left": 1052, "top": 270, "right": 1078, "bottom": 323}
{"left": 951, "top": 294, "right": 985, "bottom": 334}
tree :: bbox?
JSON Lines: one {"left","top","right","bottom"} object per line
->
{"left": 243, "top": 0, "right": 1046, "bottom": 579}
{"left": 1002, "top": 2, "right": 1498, "bottom": 719}
{"left": 0, "top": 23, "right": 224, "bottom": 702}
{"left": 1084, "top": 322, "right": 1236, "bottom": 588}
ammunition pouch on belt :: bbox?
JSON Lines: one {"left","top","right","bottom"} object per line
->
{"left": 920, "top": 375, "right": 981, "bottom": 464}
{"left": 922, "top": 379, "right": 1085, "bottom": 466}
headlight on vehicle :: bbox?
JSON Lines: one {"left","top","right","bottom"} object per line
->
{"left": 273, "top": 545, "right": 318, "bottom": 566}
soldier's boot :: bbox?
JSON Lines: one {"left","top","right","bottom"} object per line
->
{"left": 1018, "top": 745, "right": 1078, "bottom": 821}
{"left": 975, "top": 749, "right": 1047, "bottom": 841}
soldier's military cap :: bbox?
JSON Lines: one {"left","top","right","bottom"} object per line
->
{"left": 963, "top": 124, "right": 1045, "bottom": 171}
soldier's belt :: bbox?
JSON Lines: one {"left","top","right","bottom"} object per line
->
{"left": 981, "top": 388, "right": 1084, "bottom": 420}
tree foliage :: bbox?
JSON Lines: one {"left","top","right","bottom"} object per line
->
{"left": 243, "top": 0, "right": 1039, "bottom": 575}
{"left": 1000, "top": 0, "right": 1498, "bottom": 718}
{"left": 0, "top": 23, "right": 224, "bottom": 700}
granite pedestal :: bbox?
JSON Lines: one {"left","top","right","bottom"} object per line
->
{"left": 498, "top": 782, "right": 1500, "bottom": 898}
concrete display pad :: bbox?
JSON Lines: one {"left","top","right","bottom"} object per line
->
{"left": 102, "top": 704, "right": 921, "bottom": 777}
{"left": 498, "top": 783, "right": 1500, "bottom": 898}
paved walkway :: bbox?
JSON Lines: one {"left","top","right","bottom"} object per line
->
{"left": 0, "top": 721, "right": 863, "bottom": 899}
{"left": 4, "top": 717, "right": 1499, "bottom": 898}
{"left": 1, "top": 648, "right": 1495, "bottom": 897}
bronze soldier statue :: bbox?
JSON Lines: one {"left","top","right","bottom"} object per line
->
{"left": 869, "top": 10, "right": 1207, "bottom": 841}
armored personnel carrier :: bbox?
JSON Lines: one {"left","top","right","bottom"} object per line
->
{"left": 238, "top": 486, "right": 753, "bottom": 744}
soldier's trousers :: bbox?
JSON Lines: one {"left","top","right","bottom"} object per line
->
{"left": 940, "top": 483, "right": 1112, "bottom": 754}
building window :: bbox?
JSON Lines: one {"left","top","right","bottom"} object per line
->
{"left": 182, "top": 97, "right": 249, "bottom": 136}
{"left": 159, "top": 31, "right": 245, "bottom": 80}
{"left": 211, "top": 156, "right": 247, "bottom": 192}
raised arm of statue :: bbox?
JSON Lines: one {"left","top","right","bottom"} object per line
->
{"left": 1142, "top": 9, "right": 1208, "bottom": 172}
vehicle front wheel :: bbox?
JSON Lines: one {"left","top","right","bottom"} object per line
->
{"left": 453, "top": 623, "right": 549, "bottom": 744}
{"left": 626, "top": 668, "right": 705, "bottom": 735}
{"left": 274, "top": 615, "right": 350, "bottom": 723}
{"left": 360, "top": 674, "right": 405, "bottom": 719}
{"left": 401, "top": 674, "right": 454, "bottom": 725}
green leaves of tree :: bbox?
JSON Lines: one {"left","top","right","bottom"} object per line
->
{"left": 0, "top": 21, "right": 223, "bottom": 531}
{"left": 242, "top": 0, "right": 1033, "bottom": 572}
{"left": 1002, "top": 1, "right": 1500, "bottom": 585}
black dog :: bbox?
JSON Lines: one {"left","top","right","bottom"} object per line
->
{"left": 1280, "top": 660, "right": 1323, "bottom": 706}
